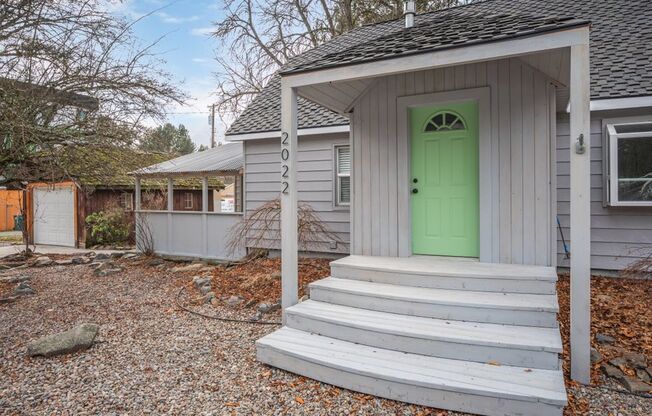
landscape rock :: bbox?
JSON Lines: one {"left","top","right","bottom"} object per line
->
{"left": 299, "top": 295, "right": 309, "bottom": 302}
{"left": 226, "top": 295, "right": 244, "bottom": 307}
{"left": 590, "top": 347, "right": 602, "bottom": 363}
{"left": 93, "top": 262, "right": 123, "bottom": 277}
{"left": 245, "top": 299, "right": 257, "bottom": 308}
{"left": 192, "top": 276, "right": 211, "bottom": 288}
{"left": 110, "top": 252, "right": 124, "bottom": 259}
{"left": 204, "top": 292, "right": 216, "bottom": 303}
{"left": 94, "top": 253, "right": 110, "bottom": 260}
{"left": 171, "top": 263, "right": 204, "bottom": 273}
{"left": 623, "top": 352, "right": 647, "bottom": 368}
{"left": 636, "top": 368, "right": 651, "bottom": 383}
{"left": 257, "top": 303, "right": 272, "bottom": 314}
{"left": 33, "top": 256, "right": 53, "bottom": 267}
{"left": 146, "top": 258, "right": 164, "bottom": 266}
{"left": 54, "top": 259, "right": 74, "bottom": 266}
{"left": 14, "top": 282, "right": 35, "bottom": 296}
{"left": 252, "top": 311, "right": 263, "bottom": 321}
{"left": 27, "top": 323, "right": 99, "bottom": 357}
{"left": 122, "top": 253, "right": 139, "bottom": 260}
{"left": 620, "top": 376, "right": 652, "bottom": 393}
{"left": 0, "top": 275, "right": 31, "bottom": 284}
{"left": 609, "top": 357, "right": 627, "bottom": 368}
{"left": 71, "top": 256, "right": 90, "bottom": 265}
{"left": 601, "top": 363, "right": 625, "bottom": 380}
{"left": 596, "top": 333, "right": 616, "bottom": 344}
{"left": 269, "top": 302, "right": 281, "bottom": 312}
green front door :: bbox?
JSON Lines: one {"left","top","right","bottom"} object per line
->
{"left": 410, "top": 101, "right": 479, "bottom": 257}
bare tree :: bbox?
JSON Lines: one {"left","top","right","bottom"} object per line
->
{"left": 211, "top": 0, "right": 475, "bottom": 120}
{"left": 0, "top": 0, "right": 186, "bottom": 188}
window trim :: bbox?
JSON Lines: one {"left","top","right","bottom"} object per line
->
{"left": 120, "top": 192, "right": 133, "bottom": 211}
{"left": 334, "top": 144, "right": 351, "bottom": 207}
{"left": 183, "top": 192, "right": 194, "bottom": 209}
{"left": 604, "top": 116, "right": 652, "bottom": 207}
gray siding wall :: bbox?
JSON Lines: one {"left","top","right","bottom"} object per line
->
{"left": 351, "top": 58, "right": 556, "bottom": 266}
{"left": 556, "top": 109, "right": 652, "bottom": 270}
{"left": 244, "top": 133, "right": 350, "bottom": 254}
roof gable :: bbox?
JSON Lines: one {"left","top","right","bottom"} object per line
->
{"left": 226, "top": 0, "right": 652, "bottom": 137}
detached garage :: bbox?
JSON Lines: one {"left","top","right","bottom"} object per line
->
{"left": 27, "top": 182, "right": 78, "bottom": 247}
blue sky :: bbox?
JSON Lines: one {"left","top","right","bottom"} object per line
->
{"left": 104, "top": 0, "right": 228, "bottom": 148}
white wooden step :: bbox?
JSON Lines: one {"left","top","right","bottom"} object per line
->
{"left": 331, "top": 255, "right": 557, "bottom": 294}
{"left": 286, "top": 300, "right": 562, "bottom": 370}
{"left": 257, "top": 328, "right": 567, "bottom": 416}
{"left": 310, "top": 278, "right": 559, "bottom": 327}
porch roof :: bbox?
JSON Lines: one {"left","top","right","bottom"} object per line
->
{"left": 225, "top": 0, "right": 652, "bottom": 138}
{"left": 131, "top": 142, "right": 243, "bottom": 178}
{"left": 280, "top": 13, "right": 588, "bottom": 75}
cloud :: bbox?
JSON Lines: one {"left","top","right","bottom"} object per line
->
{"left": 192, "top": 58, "right": 209, "bottom": 63}
{"left": 157, "top": 12, "right": 200, "bottom": 24}
{"left": 190, "top": 27, "right": 214, "bottom": 37}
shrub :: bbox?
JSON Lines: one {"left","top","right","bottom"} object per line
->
{"left": 85, "top": 206, "right": 131, "bottom": 246}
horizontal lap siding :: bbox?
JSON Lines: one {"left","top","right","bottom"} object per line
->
{"left": 556, "top": 112, "right": 652, "bottom": 270}
{"left": 352, "top": 58, "right": 554, "bottom": 265}
{"left": 244, "top": 134, "right": 350, "bottom": 254}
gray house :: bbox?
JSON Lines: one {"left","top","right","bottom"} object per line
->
{"left": 226, "top": 0, "right": 652, "bottom": 272}
{"left": 225, "top": 1, "right": 651, "bottom": 415}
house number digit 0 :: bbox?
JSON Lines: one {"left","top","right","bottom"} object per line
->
{"left": 281, "top": 131, "right": 290, "bottom": 194}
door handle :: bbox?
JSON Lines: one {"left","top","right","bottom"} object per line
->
{"left": 412, "top": 188, "right": 418, "bottom": 194}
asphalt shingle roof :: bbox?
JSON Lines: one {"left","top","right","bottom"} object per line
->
{"left": 226, "top": 0, "right": 652, "bottom": 137}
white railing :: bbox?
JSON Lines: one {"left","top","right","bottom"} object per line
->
{"left": 135, "top": 210, "right": 245, "bottom": 261}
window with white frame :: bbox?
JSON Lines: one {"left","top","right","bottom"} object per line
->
{"left": 605, "top": 120, "right": 652, "bottom": 206}
{"left": 119, "top": 192, "right": 133, "bottom": 211}
{"left": 335, "top": 145, "right": 351, "bottom": 206}
{"left": 184, "top": 192, "right": 194, "bottom": 209}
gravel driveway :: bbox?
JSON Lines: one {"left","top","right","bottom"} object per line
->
{"left": 1, "top": 259, "right": 649, "bottom": 415}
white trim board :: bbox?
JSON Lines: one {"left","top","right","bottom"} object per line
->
{"left": 566, "top": 96, "right": 652, "bottom": 112}
{"left": 396, "top": 87, "right": 494, "bottom": 262}
{"left": 225, "top": 125, "right": 350, "bottom": 141}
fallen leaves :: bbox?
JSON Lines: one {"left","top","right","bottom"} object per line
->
{"left": 224, "top": 402, "right": 239, "bottom": 407}
{"left": 294, "top": 396, "right": 304, "bottom": 405}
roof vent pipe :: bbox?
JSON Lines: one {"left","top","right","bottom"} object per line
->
{"left": 404, "top": 0, "right": 416, "bottom": 28}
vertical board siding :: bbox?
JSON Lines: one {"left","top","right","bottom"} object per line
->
{"left": 556, "top": 112, "right": 652, "bottom": 270}
{"left": 352, "top": 58, "right": 554, "bottom": 265}
{"left": 244, "top": 133, "right": 350, "bottom": 254}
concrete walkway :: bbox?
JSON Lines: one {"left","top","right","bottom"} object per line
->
{"left": 0, "top": 244, "right": 136, "bottom": 259}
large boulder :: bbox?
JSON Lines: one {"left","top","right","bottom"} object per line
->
{"left": 27, "top": 323, "right": 100, "bottom": 357}
{"left": 33, "top": 256, "right": 53, "bottom": 267}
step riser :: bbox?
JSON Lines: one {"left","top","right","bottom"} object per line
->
{"left": 310, "top": 288, "right": 559, "bottom": 327}
{"left": 331, "top": 265, "right": 556, "bottom": 294}
{"left": 257, "top": 344, "right": 563, "bottom": 416}
{"left": 286, "top": 313, "right": 560, "bottom": 370}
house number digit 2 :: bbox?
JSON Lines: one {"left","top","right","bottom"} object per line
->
{"left": 281, "top": 132, "right": 289, "bottom": 194}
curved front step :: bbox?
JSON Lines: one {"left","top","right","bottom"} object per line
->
{"left": 310, "top": 278, "right": 559, "bottom": 327}
{"left": 331, "top": 255, "right": 557, "bottom": 294}
{"left": 286, "top": 300, "right": 562, "bottom": 370}
{"left": 257, "top": 328, "right": 567, "bottom": 416}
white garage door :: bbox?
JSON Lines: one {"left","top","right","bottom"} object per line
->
{"left": 33, "top": 187, "right": 75, "bottom": 247}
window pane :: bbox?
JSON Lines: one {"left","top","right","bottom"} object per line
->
{"left": 337, "top": 146, "right": 351, "bottom": 174}
{"left": 614, "top": 123, "right": 652, "bottom": 134}
{"left": 339, "top": 176, "right": 351, "bottom": 204}
{"left": 617, "top": 137, "right": 652, "bottom": 201}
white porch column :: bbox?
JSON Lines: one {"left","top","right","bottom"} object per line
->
{"left": 202, "top": 176, "right": 209, "bottom": 256}
{"left": 167, "top": 177, "right": 174, "bottom": 252}
{"left": 280, "top": 81, "right": 299, "bottom": 317}
{"left": 134, "top": 176, "right": 141, "bottom": 211}
{"left": 569, "top": 39, "right": 591, "bottom": 384}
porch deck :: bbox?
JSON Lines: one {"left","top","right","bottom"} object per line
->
{"left": 257, "top": 255, "right": 567, "bottom": 416}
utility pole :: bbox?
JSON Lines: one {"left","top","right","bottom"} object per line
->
{"left": 209, "top": 104, "right": 216, "bottom": 148}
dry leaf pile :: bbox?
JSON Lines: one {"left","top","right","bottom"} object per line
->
{"left": 208, "top": 257, "right": 331, "bottom": 305}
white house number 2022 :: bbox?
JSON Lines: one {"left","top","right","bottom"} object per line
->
{"left": 281, "top": 132, "right": 289, "bottom": 194}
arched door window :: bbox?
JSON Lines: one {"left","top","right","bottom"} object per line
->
{"left": 423, "top": 110, "right": 467, "bottom": 132}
